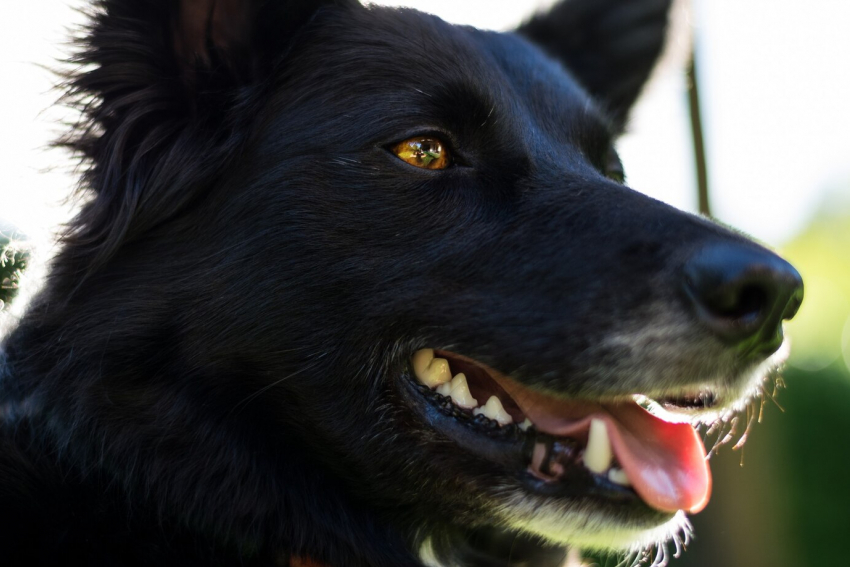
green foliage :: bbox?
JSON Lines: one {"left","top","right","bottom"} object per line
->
{"left": 0, "top": 235, "right": 28, "bottom": 310}
{"left": 780, "top": 366, "right": 850, "bottom": 566}
{"left": 781, "top": 209, "right": 850, "bottom": 375}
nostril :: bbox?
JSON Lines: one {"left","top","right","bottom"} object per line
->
{"left": 714, "top": 283, "right": 768, "bottom": 321}
{"left": 735, "top": 284, "right": 768, "bottom": 319}
{"left": 683, "top": 243, "right": 804, "bottom": 351}
{"left": 686, "top": 274, "right": 772, "bottom": 340}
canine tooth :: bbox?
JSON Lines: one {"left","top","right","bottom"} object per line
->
{"left": 473, "top": 396, "right": 513, "bottom": 426}
{"left": 608, "top": 467, "right": 631, "bottom": 487}
{"left": 518, "top": 418, "right": 533, "bottom": 432}
{"left": 448, "top": 373, "right": 478, "bottom": 409}
{"left": 412, "top": 350, "right": 452, "bottom": 389}
{"left": 584, "top": 418, "right": 613, "bottom": 474}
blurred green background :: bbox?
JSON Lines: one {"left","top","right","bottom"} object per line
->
{"left": 0, "top": 229, "right": 27, "bottom": 311}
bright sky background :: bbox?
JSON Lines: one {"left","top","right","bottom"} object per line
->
{"left": 1, "top": 0, "right": 849, "bottom": 250}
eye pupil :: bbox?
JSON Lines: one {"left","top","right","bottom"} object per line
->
{"left": 392, "top": 137, "right": 451, "bottom": 170}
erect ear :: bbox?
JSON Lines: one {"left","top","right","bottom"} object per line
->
{"left": 85, "top": 0, "right": 357, "bottom": 92}
{"left": 62, "top": 0, "right": 357, "bottom": 280}
{"left": 172, "top": 0, "right": 357, "bottom": 85}
{"left": 518, "top": 0, "right": 673, "bottom": 128}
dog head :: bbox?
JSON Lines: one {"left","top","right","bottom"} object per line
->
{"left": 34, "top": 0, "right": 802, "bottom": 564}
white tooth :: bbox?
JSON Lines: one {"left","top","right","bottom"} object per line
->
{"left": 412, "top": 349, "right": 434, "bottom": 377}
{"left": 473, "top": 396, "right": 513, "bottom": 426}
{"left": 584, "top": 418, "right": 613, "bottom": 474}
{"left": 448, "top": 373, "right": 478, "bottom": 409}
{"left": 518, "top": 418, "right": 533, "bottom": 432}
{"left": 412, "top": 350, "right": 452, "bottom": 389}
{"left": 608, "top": 467, "right": 631, "bottom": 487}
{"left": 436, "top": 382, "right": 452, "bottom": 397}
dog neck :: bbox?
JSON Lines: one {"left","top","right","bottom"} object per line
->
{"left": 0, "top": 317, "right": 415, "bottom": 566}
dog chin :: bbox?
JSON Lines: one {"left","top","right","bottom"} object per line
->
{"left": 491, "top": 491, "right": 693, "bottom": 553}
{"left": 417, "top": 494, "right": 692, "bottom": 567}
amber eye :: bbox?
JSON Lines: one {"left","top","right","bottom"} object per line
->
{"left": 391, "top": 137, "right": 451, "bottom": 170}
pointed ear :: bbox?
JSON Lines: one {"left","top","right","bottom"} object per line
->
{"left": 518, "top": 0, "right": 673, "bottom": 128}
{"left": 172, "top": 0, "right": 355, "bottom": 85}
{"left": 82, "top": 0, "right": 357, "bottom": 95}
{"left": 62, "top": 0, "right": 357, "bottom": 280}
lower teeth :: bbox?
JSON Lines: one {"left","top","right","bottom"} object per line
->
{"left": 530, "top": 435, "right": 581, "bottom": 480}
{"left": 529, "top": 434, "right": 630, "bottom": 486}
{"left": 608, "top": 467, "right": 631, "bottom": 486}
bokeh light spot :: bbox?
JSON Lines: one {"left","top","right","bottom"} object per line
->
{"left": 785, "top": 275, "right": 849, "bottom": 372}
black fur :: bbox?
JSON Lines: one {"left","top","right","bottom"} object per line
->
{"left": 0, "top": 1, "right": 792, "bottom": 565}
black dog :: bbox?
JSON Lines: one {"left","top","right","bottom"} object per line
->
{"left": 0, "top": 0, "right": 803, "bottom": 565}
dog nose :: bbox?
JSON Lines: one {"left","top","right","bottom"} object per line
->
{"left": 683, "top": 243, "right": 804, "bottom": 354}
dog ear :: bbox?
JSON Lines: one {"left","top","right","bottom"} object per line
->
{"left": 60, "top": 0, "right": 357, "bottom": 281}
{"left": 518, "top": 0, "right": 673, "bottom": 128}
{"left": 78, "top": 0, "right": 356, "bottom": 100}
{"left": 172, "top": 0, "right": 356, "bottom": 85}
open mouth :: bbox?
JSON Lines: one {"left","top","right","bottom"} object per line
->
{"left": 407, "top": 349, "right": 713, "bottom": 516}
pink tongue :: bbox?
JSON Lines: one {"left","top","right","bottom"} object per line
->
{"left": 492, "top": 378, "right": 711, "bottom": 513}
{"left": 603, "top": 403, "right": 711, "bottom": 513}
